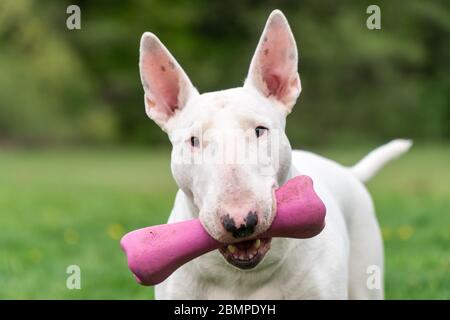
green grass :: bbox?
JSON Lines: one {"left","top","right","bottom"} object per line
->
{"left": 0, "top": 144, "right": 448, "bottom": 299}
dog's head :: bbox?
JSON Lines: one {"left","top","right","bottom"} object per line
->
{"left": 139, "top": 10, "right": 301, "bottom": 269}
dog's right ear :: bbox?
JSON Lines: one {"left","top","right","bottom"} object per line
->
{"left": 244, "top": 10, "right": 301, "bottom": 115}
{"left": 139, "top": 32, "right": 199, "bottom": 131}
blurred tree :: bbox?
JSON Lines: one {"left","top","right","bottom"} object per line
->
{"left": 0, "top": 0, "right": 448, "bottom": 146}
{"left": 0, "top": 0, "right": 117, "bottom": 144}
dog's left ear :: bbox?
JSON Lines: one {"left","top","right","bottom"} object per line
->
{"left": 244, "top": 10, "right": 301, "bottom": 115}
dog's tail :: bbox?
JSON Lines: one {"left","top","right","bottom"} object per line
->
{"left": 351, "top": 139, "right": 412, "bottom": 183}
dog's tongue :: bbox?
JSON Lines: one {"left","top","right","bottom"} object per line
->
{"left": 234, "top": 239, "right": 256, "bottom": 250}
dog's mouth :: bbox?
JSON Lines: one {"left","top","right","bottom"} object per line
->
{"left": 218, "top": 238, "right": 272, "bottom": 269}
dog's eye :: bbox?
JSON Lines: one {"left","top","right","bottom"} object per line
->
{"left": 190, "top": 136, "right": 200, "bottom": 147}
{"left": 255, "top": 126, "right": 268, "bottom": 138}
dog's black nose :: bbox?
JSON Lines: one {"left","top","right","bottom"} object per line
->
{"left": 221, "top": 211, "right": 258, "bottom": 238}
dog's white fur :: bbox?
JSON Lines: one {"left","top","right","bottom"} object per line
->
{"left": 138, "top": 10, "right": 411, "bottom": 299}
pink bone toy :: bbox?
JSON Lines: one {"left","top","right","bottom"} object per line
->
{"left": 120, "top": 175, "right": 326, "bottom": 285}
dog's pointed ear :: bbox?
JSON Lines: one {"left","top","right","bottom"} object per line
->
{"left": 139, "top": 32, "right": 199, "bottom": 131}
{"left": 244, "top": 10, "right": 301, "bottom": 115}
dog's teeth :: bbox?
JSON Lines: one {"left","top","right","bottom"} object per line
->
{"left": 249, "top": 253, "right": 255, "bottom": 259}
{"left": 254, "top": 239, "right": 261, "bottom": 249}
{"left": 227, "top": 245, "right": 237, "bottom": 253}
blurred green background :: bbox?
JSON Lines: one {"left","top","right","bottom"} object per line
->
{"left": 0, "top": 0, "right": 448, "bottom": 299}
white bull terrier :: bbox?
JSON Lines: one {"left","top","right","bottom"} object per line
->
{"left": 138, "top": 9, "right": 411, "bottom": 299}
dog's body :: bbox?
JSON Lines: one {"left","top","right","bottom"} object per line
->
{"left": 138, "top": 10, "right": 411, "bottom": 299}
{"left": 155, "top": 141, "right": 410, "bottom": 299}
